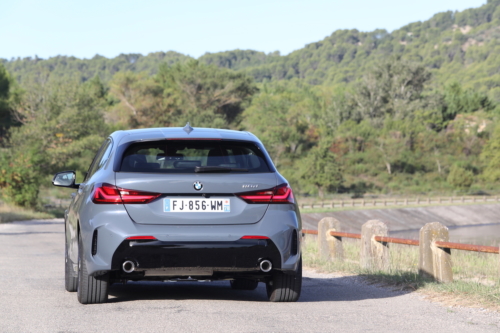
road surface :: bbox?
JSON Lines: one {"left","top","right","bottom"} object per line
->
{"left": 1, "top": 220, "right": 499, "bottom": 332}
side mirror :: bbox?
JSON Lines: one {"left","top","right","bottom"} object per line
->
{"left": 52, "top": 171, "right": 79, "bottom": 188}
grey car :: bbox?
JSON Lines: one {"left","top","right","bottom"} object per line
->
{"left": 52, "top": 124, "right": 302, "bottom": 304}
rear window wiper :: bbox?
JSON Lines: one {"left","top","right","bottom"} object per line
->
{"left": 195, "top": 166, "right": 249, "bottom": 173}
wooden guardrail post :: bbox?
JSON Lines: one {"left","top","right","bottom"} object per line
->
{"left": 418, "top": 222, "right": 452, "bottom": 282}
{"left": 360, "top": 220, "right": 389, "bottom": 271}
{"left": 318, "top": 217, "right": 343, "bottom": 260}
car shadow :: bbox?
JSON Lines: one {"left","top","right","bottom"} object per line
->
{"left": 107, "top": 274, "right": 410, "bottom": 303}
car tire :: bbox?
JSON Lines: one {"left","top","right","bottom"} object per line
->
{"left": 65, "top": 237, "right": 78, "bottom": 292}
{"left": 77, "top": 234, "right": 109, "bottom": 304}
{"left": 266, "top": 257, "right": 302, "bottom": 302}
{"left": 230, "top": 278, "right": 259, "bottom": 290}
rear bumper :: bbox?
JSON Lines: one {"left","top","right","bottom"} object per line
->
{"left": 111, "top": 238, "right": 282, "bottom": 272}
{"left": 81, "top": 205, "right": 302, "bottom": 276}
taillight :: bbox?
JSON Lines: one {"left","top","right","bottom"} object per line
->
{"left": 92, "top": 183, "right": 122, "bottom": 204}
{"left": 272, "top": 184, "right": 295, "bottom": 204}
{"left": 92, "top": 183, "right": 161, "bottom": 204}
{"left": 237, "top": 184, "right": 295, "bottom": 204}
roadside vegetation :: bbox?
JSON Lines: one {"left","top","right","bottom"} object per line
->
{"left": 3, "top": 2, "right": 500, "bottom": 208}
{"left": 0, "top": 200, "right": 54, "bottom": 223}
{"left": 303, "top": 235, "right": 500, "bottom": 310}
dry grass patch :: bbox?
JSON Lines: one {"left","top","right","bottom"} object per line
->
{"left": 0, "top": 202, "right": 53, "bottom": 223}
{"left": 302, "top": 234, "right": 500, "bottom": 311}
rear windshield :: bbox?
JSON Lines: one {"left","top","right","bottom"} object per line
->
{"left": 120, "top": 140, "right": 271, "bottom": 173}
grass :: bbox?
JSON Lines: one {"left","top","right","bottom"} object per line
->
{"left": 0, "top": 201, "right": 56, "bottom": 223}
{"left": 302, "top": 235, "right": 500, "bottom": 310}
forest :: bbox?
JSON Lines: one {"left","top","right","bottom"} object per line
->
{"left": 2, "top": 0, "right": 500, "bottom": 207}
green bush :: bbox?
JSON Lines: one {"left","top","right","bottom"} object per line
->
{"left": 0, "top": 150, "right": 42, "bottom": 207}
{"left": 447, "top": 164, "right": 474, "bottom": 189}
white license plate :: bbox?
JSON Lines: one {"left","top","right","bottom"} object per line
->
{"left": 163, "top": 198, "right": 230, "bottom": 213}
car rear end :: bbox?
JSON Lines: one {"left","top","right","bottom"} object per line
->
{"left": 87, "top": 131, "right": 300, "bottom": 280}
{"left": 83, "top": 127, "right": 302, "bottom": 302}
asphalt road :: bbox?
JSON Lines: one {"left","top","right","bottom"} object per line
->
{"left": 1, "top": 220, "right": 500, "bottom": 333}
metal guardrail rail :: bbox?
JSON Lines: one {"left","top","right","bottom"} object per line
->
{"left": 300, "top": 195, "right": 500, "bottom": 209}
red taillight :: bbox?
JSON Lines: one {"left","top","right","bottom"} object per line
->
{"left": 237, "top": 184, "right": 295, "bottom": 204}
{"left": 92, "top": 183, "right": 161, "bottom": 204}
{"left": 240, "top": 235, "right": 270, "bottom": 239}
{"left": 237, "top": 189, "right": 274, "bottom": 203}
{"left": 92, "top": 183, "right": 122, "bottom": 204}
{"left": 126, "top": 236, "right": 157, "bottom": 240}
{"left": 166, "top": 138, "right": 221, "bottom": 140}
{"left": 272, "top": 184, "right": 295, "bottom": 204}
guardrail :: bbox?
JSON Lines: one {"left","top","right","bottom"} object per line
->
{"left": 300, "top": 195, "right": 500, "bottom": 209}
{"left": 302, "top": 217, "right": 499, "bottom": 282}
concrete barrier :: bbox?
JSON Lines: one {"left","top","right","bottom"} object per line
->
{"left": 318, "top": 217, "right": 342, "bottom": 260}
{"left": 418, "top": 222, "right": 453, "bottom": 282}
{"left": 360, "top": 220, "right": 389, "bottom": 271}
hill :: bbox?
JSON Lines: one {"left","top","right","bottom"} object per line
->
{"left": 2, "top": 1, "right": 500, "bottom": 208}
{"left": 3, "top": 1, "right": 500, "bottom": 101}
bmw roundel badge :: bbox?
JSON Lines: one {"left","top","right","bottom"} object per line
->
{"left": 193, "top": 181, "right": 203, "bottom": 191}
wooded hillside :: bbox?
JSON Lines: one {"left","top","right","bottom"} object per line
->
{"left": 2, "top": 0, "right": 500, "bottom": 207}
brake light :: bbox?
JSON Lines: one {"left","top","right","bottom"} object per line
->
{"left": 166, "top": 138, "right": 221, "bottom": 140}
{"left": 237, "top": 184, "right": 295, "bottom": 204}
{"left": 92, "top": 183, "right": 161, "bottom": 204}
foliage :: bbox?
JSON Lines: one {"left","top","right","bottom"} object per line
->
{"left": 350, "top": 58, "right": 430, "bottom": 125}
{"left": 109, "top": 61, "right": 258, "bottom": 129}
{"left": 447, "top": 164, "right": 474, "bottom": 189}
{"left": 0, "top": 64, "right": 20, "bottom": 141}
{"left": 480, "top": 123, "right": 500, "bottom": 182}
{"left": 299, "top": 143, "right": 344, "bottom": 198}
{"left": 154, "top": 61, "right": 258, "bottom": 128}
{"left": 0, "top": 149, "right": 42, "bottom": 207}
{"left": 4, "top": 1, "right": 500, "bottom": 103}
{"left": 4, "top": 2, "right": 500, "bottom": 205}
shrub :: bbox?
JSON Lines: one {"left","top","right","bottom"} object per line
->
{"left": 447, "top": 164, "right": 474, "bottom": 189}
{"left": 0, "top": 149, "right": 42, "bottom": 207}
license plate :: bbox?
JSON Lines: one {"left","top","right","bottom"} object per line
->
{"left": 163, "top": 198, "right": 230, "bottom": 213}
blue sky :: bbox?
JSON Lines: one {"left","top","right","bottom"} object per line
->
{"left": 0, "top": 0, "right": 487, "bottom": 60}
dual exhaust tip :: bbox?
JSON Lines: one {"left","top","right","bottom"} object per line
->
{"left": 122, "top": 259, "right": 273, "bottom": 274}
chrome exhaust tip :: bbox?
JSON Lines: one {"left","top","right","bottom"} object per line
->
{"left": 259, "top": 259, "right": 272, "bottom": 272}
{"left": 122, "top": 260, "right": 135, "bottom": 273}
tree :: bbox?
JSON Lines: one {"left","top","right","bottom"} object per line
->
{"left": 0, "top": 64, "right": 18, "bottom": 141}
{"left": 480, "top": 123, "right": 500, "bottom": 182}
{"left": 351, "top": 57, "right": 431, "bottom": 125}
{"left": 447, "top": 164, "right": 474, "bottom": 189}
{"left": 0, "top": 72, "right": 112, "bottom": 207}
{"left": 441, "top": 82, "right": 495, "bottom": 122}
{"left": 154, "top": 60, "right": 258, "bottom": 128}
{"left": 110, "top": 61, "right": 258, "bottom": 129}
{"left": 109, "top": 72, "right": 170, "bottom": 127}
{"left": 300, "top": 143, "right": 344, "bottom": 198}
{"left": 0, "top": 149, "right": 42, "bottom": 207}
{"left": 243, "top": 82, "right": 315, "bottom": 167}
